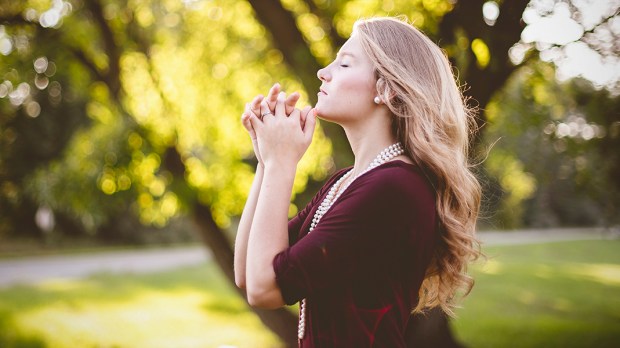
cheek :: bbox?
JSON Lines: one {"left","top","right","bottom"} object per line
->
{"left": 339, "top": 74, "right": 376, "bottom": 106}
{"left": 315, "top": 70, "right": 375, "bottom": 118}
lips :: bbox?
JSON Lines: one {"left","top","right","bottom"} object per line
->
{"left": 319, "top": 87, "right": 328, "bottom": 95}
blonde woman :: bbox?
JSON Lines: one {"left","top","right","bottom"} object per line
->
{"left": 234, "top": 17, "right": 481, "bottom": 347}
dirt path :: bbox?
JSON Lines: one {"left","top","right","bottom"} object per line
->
{"left": 479, "top": 227, "right": 611, "bottom": 246}
{"left": 0, "top": 227, "right": 613, "bottom": 288}
{"left": 0, "top": 246, "right": 209, "bottom": 288}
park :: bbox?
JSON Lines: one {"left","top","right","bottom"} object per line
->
{"left": 1, "top": 0, "right": 619, "bottom": 347}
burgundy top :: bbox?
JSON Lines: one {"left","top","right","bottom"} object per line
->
{"left": 273, "top": 161, "right": 438, "bottom": 347}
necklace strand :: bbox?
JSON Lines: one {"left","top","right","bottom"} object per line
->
{"left": 298, "top": 142, "right": 404, "bottom": 340}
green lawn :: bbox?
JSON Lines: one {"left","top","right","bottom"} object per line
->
{"left": 453, "top": 240, "right": 620, "bottom": 348}
{"left": 0, "top": 263, "right": 280, "bottom": 348}
{"left": 0, "top": 239, "right": 618, "bottom": 347}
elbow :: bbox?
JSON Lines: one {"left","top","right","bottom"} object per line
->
{"left": 247, "top": 294, "right": 270, "bottom": 309}
{"left": 235, "top": 278, "right": 246, "bottom": 290}
{"left": 246, "top": 287, "right": 285, "bottom": 309}
{"left": 234, "top": 271, "right": 246, "bottom": 289}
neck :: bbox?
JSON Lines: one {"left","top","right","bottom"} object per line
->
{"left": 342, "top": 115, "right": 399, "bottom": 177}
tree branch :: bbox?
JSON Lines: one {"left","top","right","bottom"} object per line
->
{"left": 247, "top": 0, "right": 351, "bottom": 166}
{"left": 300, "top": 0, "right": 346, "bottom": 48}
{"left": 439, "top": 0, "right": 530, "bottom": 134}
{"left": 247, "top": 0, "right": 322, "bottom": 97}
{"left": 0, "top": 13, "right": 28, "bottom": 25}
{"left": 68, "top": 46, "right": 107, "bottom": 82}
{"left": 83, "top": 0, "right": 121, "bottom": 98}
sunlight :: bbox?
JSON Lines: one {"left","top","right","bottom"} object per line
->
{"left": 13, "top": 286, "right": 279, "bottom": 348}
{"left": 518, "top": 290, "right": 537, "bottom": 305}
{"left": 480, "top": 259, "right": 502, "bottom": 275}
{"left": 565, "top": 262, "right": 620, "bottom": 286}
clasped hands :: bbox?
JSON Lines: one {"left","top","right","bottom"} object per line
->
{"left": 241, "top": 83, "right": 316, "bottom": 169}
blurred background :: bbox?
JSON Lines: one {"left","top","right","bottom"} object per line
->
{"left": 0, "top": 0, "right": 618, "bottom": 347}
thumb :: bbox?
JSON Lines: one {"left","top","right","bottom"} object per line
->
{"left": 248, "top": 112, "right": 264, "bottom": 135}
{"left": 300, "top": 105, "right": 311, "bottom": 129}
{"left": 303, "top": 108, "right": 317, "bottom": 143}
{"left": 242, "top": 113, "right": 257, "bottom": 140}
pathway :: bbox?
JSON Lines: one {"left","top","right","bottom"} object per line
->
{"left": 0, "top": 227, "right": 614, "bottom": 288}
{"left": 0, "top": 246, "right": 209, "bottom": 288}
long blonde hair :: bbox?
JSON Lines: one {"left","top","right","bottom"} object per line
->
{"left": 355, "top": 17, "right": 482, "bottom": 316}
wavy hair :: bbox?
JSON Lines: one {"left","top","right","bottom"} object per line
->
{"left": 354, "top": 17, "right": 482, "bottom": 316}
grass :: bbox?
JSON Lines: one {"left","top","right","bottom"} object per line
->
{"left": 0, "top": 239, "right": 618, "bottom": 347}
{"left": 453, "top": 240, "right": 620, "bottom": 347}
{"left": 0, "top": 263, "right": 280, "bottom": 348}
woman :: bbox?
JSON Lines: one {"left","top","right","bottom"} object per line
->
{"left": 234, "top": 17, "right": 481, "bottom": 347}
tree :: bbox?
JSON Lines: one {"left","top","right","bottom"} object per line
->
{"left": 1, "top": 0, "right": 332, "bottom": 345}
{"left": 1, "top": 0, "right": 618, "bottom": 346}
{"left": 483, "top": 63, "right": 620, "bottom": 228}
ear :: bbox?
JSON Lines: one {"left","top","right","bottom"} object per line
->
{"left": 375, "top": 77, "right": 397, "bottom": 103}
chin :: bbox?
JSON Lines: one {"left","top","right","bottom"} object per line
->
{"left": 314, "top": 108, "right": 333, "bottom": 122}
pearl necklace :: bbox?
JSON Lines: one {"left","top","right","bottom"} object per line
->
{"left": 298, "top": 142, "right": 404, "bottom": 340}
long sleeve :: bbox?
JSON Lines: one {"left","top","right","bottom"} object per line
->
{"left": 274, "top": 162, "right": 437, "bottom": 305}
{"left": 286, "top": 168, "right": 350, "bottom": 246}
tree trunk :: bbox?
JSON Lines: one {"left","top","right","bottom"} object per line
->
{"left": 192, "top": 202, "right": 299, "bottom": 347}
{"left": 406, "top": 307, "right": 465, "bottom": 348}
{"left": 439, "top": 0, "right": 530, "bottom": 136}
{"left": 247, "top": 0, "right": 353, "bottom": 167}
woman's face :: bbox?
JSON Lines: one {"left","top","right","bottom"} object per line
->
{"left": 315, "top": 34, "right": 377, "bottom": 124}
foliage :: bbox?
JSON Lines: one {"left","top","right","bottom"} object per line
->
{"left": 0, "top": 0, "right": 333, "bottom": 240}
{"left": 2, "top": 0, "right": 616, "bottom": 237}
{"left": 483, "top": 61, "right": 620, "bottom": 228}
{"left": 2, "top": 0, "right": 618, "bottom": 343}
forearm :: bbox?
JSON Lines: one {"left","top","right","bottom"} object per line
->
{"left": 245, "top": 164, "right": 296, "bottom": 308}
{"left": 234, "top": 165, "right": 264, "bottom": 288}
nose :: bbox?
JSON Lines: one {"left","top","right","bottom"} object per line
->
{"left": 317, "top": 66, "right": 330, "bottom": 82}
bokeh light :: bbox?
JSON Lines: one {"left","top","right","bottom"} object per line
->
{"left": 483, "top": 1, "right": 500, "bottom": 26}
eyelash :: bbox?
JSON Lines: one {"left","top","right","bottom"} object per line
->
{"left": 340, "top": 64, "right": 349, "bottom": 68}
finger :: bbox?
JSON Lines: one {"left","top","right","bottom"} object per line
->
{"left": 274, "top": 91, "right": 286, "bottom": 117}
{"left": 243, "top": 103, "right": 256, "bottom": 127}
{"left": 266, "top": 83, "right": 280, "bottom": 111}
{"left": 260, "top": 100, "right": 273, "bottom": 121}
{"left": 289, "top": 107, "right": 301, "bottom": 125}
{"left": 284, "top": 92, "right": 300, "bottom": 115}
{"left": 248, "top": 110, "right": 264, "bottom": 133}
{"left": 250, "top": 95, "right": 264, "bottom": 116}
{"left": 300, "top": 105, "right": 312, "bottom": 129}
{"left": 242, "top": 113, "right": 257, "bottom": 140}
{"left": 303, "top": 108, "right": 317, "bottom": 143}
{"left": 244, "top": 102, "right": 252, "bottom": 120}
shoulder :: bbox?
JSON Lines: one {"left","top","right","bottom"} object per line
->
{"left": 354, "top": 160, "right": 435, "bottom": 201}
{"left": 324, "top": 167, "right": 352, "bottom": 187}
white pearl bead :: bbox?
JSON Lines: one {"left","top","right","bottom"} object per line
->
{"left": 297, "top": 142, "right": 403, "bottom": 340}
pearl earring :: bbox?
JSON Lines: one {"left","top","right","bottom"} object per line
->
{"left": 374, "top": 96, "right": 381, "bottom": 104}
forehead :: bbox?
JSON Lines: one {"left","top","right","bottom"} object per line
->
{"left": 337, "top": 35, "right": 368, "bottom": 60}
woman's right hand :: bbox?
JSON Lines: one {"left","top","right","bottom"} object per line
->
{"left": 241, "top": 83, "right": 302, "bottom": 167}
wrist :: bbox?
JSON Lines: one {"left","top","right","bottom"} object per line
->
{"left": 263, "top": 159, "right": 297, "bottom": 173}
{"left": 263, "top": 163, "right": 297, "bottom": 186}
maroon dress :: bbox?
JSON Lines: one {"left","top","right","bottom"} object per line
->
{"left": 273, "top": 161, "right": 438, "bottom": 347}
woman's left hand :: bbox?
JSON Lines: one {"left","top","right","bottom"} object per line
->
{"left": 249, "top": 92, "right": 316, "bottom": 169}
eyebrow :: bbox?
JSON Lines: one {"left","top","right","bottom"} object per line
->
{"left": 337, "top": 51, "right": 355, "bottom": 58}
